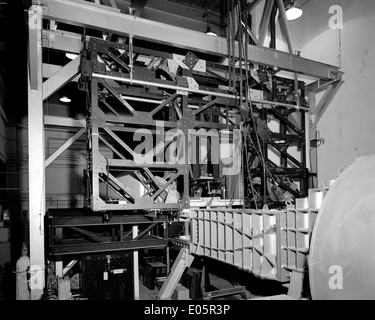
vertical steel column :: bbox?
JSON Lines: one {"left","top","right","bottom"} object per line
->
{"left": 308, "top": 92, "right": 317, "bottom": 188}
{"left": 300, "top": 111, "right": 308, "bottom": 196}
{"left": 270, "top": 1, "right": 277, "bottom": 49}
{"left": 90, "top": 78, "right": 100, "bottom": 210}
{"left": 27, "top": 5, "right": 45, "bottom": 299}
{"left": 181, "top": 90, "right": 190, "bottom": 209}
{"left": 133, "top": 225, "right": 140, "bottom": 300}
{"left": 260, "top": 109, "right": 268, "bottom": 206}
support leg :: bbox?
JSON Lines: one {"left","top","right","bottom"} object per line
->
{"left": 157, "top": 248, "right": 194, "bottom": 300}
{"left": 28, "top": 5, "right": 45, "bottom": 300}
{"left": 133, "top": 225, "right": 140, "bottom": 300}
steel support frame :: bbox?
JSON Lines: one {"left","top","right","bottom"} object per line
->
{"left": 309, "top": 80, "right": 343, "bottom": 126}
{"left": 28, "top": 8, "right": 86, "bottom": 298}
{"left": 40, "top": 0, "right": 340, "bottom": 80}
{"left": 305, "top": 75, "right": 344, "bottom": 187}
{"left": 28, "top": 0, "right": 345, "bottom": 297}
{"left": 28, "top": 10, "right": 86, "bottom": 298}
{"left": 244, "top": 80, "right": 309, "bottom": 208}
{"left": 89, "top": 76, "right": 190, "bottom": 211}
{"left": 87, "top": 38, "right": 242, "bottom": 212}
{"left": 48, "top": 211, "right": 168, "bottom": 256}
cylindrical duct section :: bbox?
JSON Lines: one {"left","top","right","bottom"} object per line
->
{"left": 309, "top": 155, "right": 375, "bottom": 299}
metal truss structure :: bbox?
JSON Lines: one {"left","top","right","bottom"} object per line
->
{"left": 26, "top": 0, "right": 343, "bottom": 299}
{"left": 85, "top": 38, "right": 241, "bottom": 212}
{"left": 243, "top": 78, "right": 310, "bottom": 209}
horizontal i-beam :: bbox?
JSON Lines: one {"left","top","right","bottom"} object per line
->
{"left": 41, "top": 0, "right": 339, "bottom": 80}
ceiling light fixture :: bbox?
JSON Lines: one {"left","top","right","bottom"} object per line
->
{"left": 286, "top": 1, "right": 303, "bottom": 21}
{"left": 60, "top": 96, "right": 71, "bottom": 103}
{"left": 205, "top": 26, "right": 217, "bottom": 36}
{"left": 205, "top": 10, "right": 217, "bottom": 36}
{"left": 65, "top": 53, "right": 79, "bottom": 60}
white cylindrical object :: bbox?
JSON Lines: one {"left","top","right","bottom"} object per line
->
{"left": 16, "top": 243, "right": 30, "bottom": 300}
{"left": 310, "top": 155, "right": 375, "bottom": 299}
{"left": 296, "top": 197, "right": 309, "bottom": 210}
{"left": 308, "top": 189, "right": 323, "bottom": 210}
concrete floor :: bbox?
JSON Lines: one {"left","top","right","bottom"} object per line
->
{"left": 136, "top": 251, "right": 292, "bottom": 301}
{"left": 138, "top": 272, "right": 247, "bottom": 300}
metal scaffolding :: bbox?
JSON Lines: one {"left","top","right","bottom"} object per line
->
{"left": 27, "top": 0, "right": 343, "bottom": 299}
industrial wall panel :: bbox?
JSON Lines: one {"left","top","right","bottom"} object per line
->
{"left": 190, "top": 207, "right": 317, "bottom": 282}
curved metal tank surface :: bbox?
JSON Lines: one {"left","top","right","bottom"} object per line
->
{"left": 309, "top": 155, "right": 375, "bottom": 300}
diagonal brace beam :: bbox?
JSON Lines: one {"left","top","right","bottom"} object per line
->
{"left": 193, "top": 99, "right": 218, "bottom": 116}
{"left": 98, "top": 135, "right": 126, "bottom": 160}
{"left": 258, "top": 0, "right": 275, "bottom": 46}
{"left": 45, "top": 128, "right": 86, "bottom": 167}
{"left": 43, "top": 55, "right": 80, "bottom": 100}
{"left": 100, "top": 79, "right": 138, "bottom": 115}
{"left": 157, "top": 248, "right": 194, "bottom": 300}
{"left": 150, "top": 93, "right": 178, "bottom": 117}
{"left": 102, "top": 126, "right": 134, "bottom": 156}
{"left": 68, "top": 226, "right": 108, "bottom": 242}
{"left": 107, "top": 172, "right": 136, "bottom": 200}
{"left": 313, "top": 81, "right": 343, "bottom": 125}
{"left": 269, "top": 140, "right": 302, "bottom": 167}
{"left": 276, "top": 0, "right": 294, "bottom": 54}
{"left": 151, "top": 173, "right": 179, "bottom": 200}
{"left": 133, "top": 223, "right": 158, "bottom": 240}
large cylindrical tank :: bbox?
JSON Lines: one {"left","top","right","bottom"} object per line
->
{"left": 309, "top": 155, "right": 375, "bottom": 299}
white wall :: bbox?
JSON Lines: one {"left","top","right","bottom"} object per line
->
{"left": 287, "top": 0, "right": 375, "bottom": 185}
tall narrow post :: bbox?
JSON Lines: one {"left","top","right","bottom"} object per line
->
{"left": 27, "top": 5, "right": 45, "bottom": 300}
{"left": 133, "top": 225, "right": 140, "bottom": 300}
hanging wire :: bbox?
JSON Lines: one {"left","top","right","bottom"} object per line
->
{"left": 238, "top": 7, "right": 283, "bottom": 207}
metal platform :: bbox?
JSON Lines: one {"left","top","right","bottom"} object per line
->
{"left": 48, "top": 208, "right": 168, "bottom": 256}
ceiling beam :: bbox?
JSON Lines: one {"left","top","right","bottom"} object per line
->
{"left": 101, "top": 0, "right": 223, "bottom": 26}
{"left": 146, "top": 0, "right": 223, "bottom": 26}
{"left": 41, "top": 0, "right": 340, "bottom": 80}
{"left": 141, "top": 7, "right": 220, "bottom": 35}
